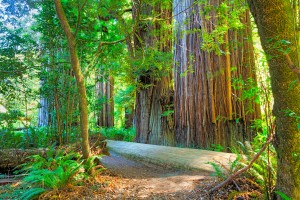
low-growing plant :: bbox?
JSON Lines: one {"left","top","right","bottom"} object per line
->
{"left": 11, "top": 149, "right": 103, "bottom": 200}
{"left": 98, "top": 127, "right": 135, "bottom": 142}
{"left": 274, "top": 191, "right": 292, "bottom": 200}
{"left": 209, "top": 131, "right": 276, "bottom": 199}
{"left": 0, "top": 129, "right": 25, "bottom": 148}
{"left": 0, "top": 126, "right": 55, "bottom": 149}
{"left": 209, "top": 143, "right": 225, "bottom": 152}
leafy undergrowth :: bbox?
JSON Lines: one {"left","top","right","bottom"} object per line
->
{"left": 0, "top": 174, "right": 118, "bottom": 200}
{"left": 0, "top": 131, "right": 273, "bottom": 200}
{"left": 96, "top": 127, "right": 135, "bottom": 142}
{"left": 0, "top": 173, "right": 266, "bottom": 200}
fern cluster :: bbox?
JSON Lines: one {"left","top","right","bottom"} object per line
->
{"left": 13, "top": 148, "right": 102, "bottom": 200}
{"left": 209, "top": 132, "right": 277, "bottom": 199}
{"left": 234, "top": 140, "right": 276, "bottom": 196}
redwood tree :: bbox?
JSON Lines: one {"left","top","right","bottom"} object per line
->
{"left": 133, "top": 0, "right": 174, "bottom": 145}
{"left": 173, "top": 0, "right": 261, "bottom": 149}
{"left": 248, "top": 0, "right": 300, "bottom": 198}
{"left": 96, "top": 74, "right": 114, "bottom": 127}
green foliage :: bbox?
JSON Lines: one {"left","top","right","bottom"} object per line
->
{"left": 209, "top": 144, "right": 225, "bottom": 152}
{"left": 11, "top": 149, "right": 103, "bottom": 200}
{"left": 0, "top": 126, "right": 55, "bottom": 149}
{"left": 274, "top": 191, "right": 292, "bottom": 200}
{"left": 200, "top": 0, "right": 247, "bottom": 54}
{"left": 133, "top": 48, "right": 172, "bottom": 84}
{"left": 232, "top": 76, "right": 260, "bottom": 106}
{"left": 99, "top": 127, "right": 135, "bottom": 142}
{"left": 161, "top": 109, "right": 174, "bottom": 117}
{"left": 0, "top": 110, "right": 24, "bottom": 129}
{"left": 209, "top": 130, "right": 276, "bottom": 199}
{"left": 208, "top": 161, "right": 226, "bottom": 179}
{"left": 0, "top": 130, "right": 25, "bottom": 149}
{"left": 234, "top": 139, "right": 276, "bottom": 189}
{"left": 283, "top": 109, "right": 300, "bottom": 130}
{"left": 19, "top": 188, "right": 46, "bottom": 200}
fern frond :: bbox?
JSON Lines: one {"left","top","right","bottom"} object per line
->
{"left": 19, "top": 188, "right": 46, "bottom": 200}
{"left": 274, "top": 191, "right": 292, "bottom": 200}
{"left": 207, "top": 162, "right": 226, "bottom": 179}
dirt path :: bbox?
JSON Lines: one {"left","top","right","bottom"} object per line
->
{"left": 98, "top": 151, "right": 214, "bottom": 199}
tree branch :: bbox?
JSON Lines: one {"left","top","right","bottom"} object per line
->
{"left": 74, "top": 0, "right": 88, "bottom": 37}
{"left": 285, "top": 54, "right": 300, "bottom": 79}
{"left": 84, "top": 38, "right": 126, "bottom": 72}
{"left": 97, "top": 38, "right": 126, "bottom": 52}
{"left": 208, "top": 132, "right": 274, "bottom": 194}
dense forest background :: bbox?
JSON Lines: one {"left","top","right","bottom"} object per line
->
{"left": 0, "top": 0, "right": 299, "bottom": 199}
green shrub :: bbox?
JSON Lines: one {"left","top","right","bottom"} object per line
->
{"left": 10, "top": 149, "right": 103, "bottom": 200}
{"left": 0, "top": 130, "right": 25, "bottom": 148}
{"left": 0, "top": 126, "right": 55, "bottom": 149}
{"left": 99, "top": 127, "right": 135, "bottom": 142}
{"left": 209, "top": 143, "right": 225, "bottom": 152}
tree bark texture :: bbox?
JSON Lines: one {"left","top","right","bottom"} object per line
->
{"left": 248, "top": 0, "right": 300, "bottom": 198}
{"left": 96, "top": 75, "right": 114, "bottom": 127}
{"left": 125, "top": 105, "right": 134, "bottom": 128}
{"left": 174, "top": 0, "right": 261, "bottom": 149}
{"left": 54, "top": 0, "right": 90, "bottom": 159}
{"left": 133, "top": 0, "right": 174, "bottom": 145}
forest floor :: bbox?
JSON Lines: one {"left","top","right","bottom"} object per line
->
{"left": 31, "top": 151, "right": 260, "bottom": 200}
{"left": 96, "top": 151, "right": 214, "bottom": 199}
{"left": 0, "top": 144, "right": 263, "bottom": 199}
{"left": 0, "top": 151, "right": 217, "bottom": 199}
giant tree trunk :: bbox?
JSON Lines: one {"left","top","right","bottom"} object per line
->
{"left": 173, "top": 0, "right": 260, "bottom": 149}
{"left": 54, "top": 0, "right": 90, "bottom": 159}
{"left": 133, "top": 0, "right": 174, "bottom": 145}
{"left": 248, "top": 0, "right": 300, "bottom": 198}
{"left": 96, "top": 75, "right": 114, "bottom": 127}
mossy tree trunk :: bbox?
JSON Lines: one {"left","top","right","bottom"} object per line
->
{"left": 173, "top": 0, "right": 260, "bottom": 149}
{"left": 54, "top": 0, "right": 90, "bottom": 159}
{"left": 248, "top": 0, "right": 300, "bottom": 198}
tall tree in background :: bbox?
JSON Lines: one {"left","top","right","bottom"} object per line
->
{"left": 37, "top": 76, "right": 49, "bottom": 127}
{"left": 54, "top": 0, "right": 90, "bottom": 159}
{"left": 96, "top": 73, "right": 114, "bottom": 127}
{"left": 132, "top": 0, "right": 174, "bottom": 145}
{"left": 173, "top": 0, "right": 261, "bottom": 149}
{"left": 248, "top": 0, "right": 300, "bottom": 198}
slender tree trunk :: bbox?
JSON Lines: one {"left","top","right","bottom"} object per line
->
{"left": 173, "top": 0, "right": 260, "bottom": 149}
{"left": 54, "top": 0, "right": 90, "bottom": 159}
{"left": 248, "top": 0, "right": 300, "bottom": 198}
{"left": 54, "top": 88, "right": 62, "bottom": 145}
